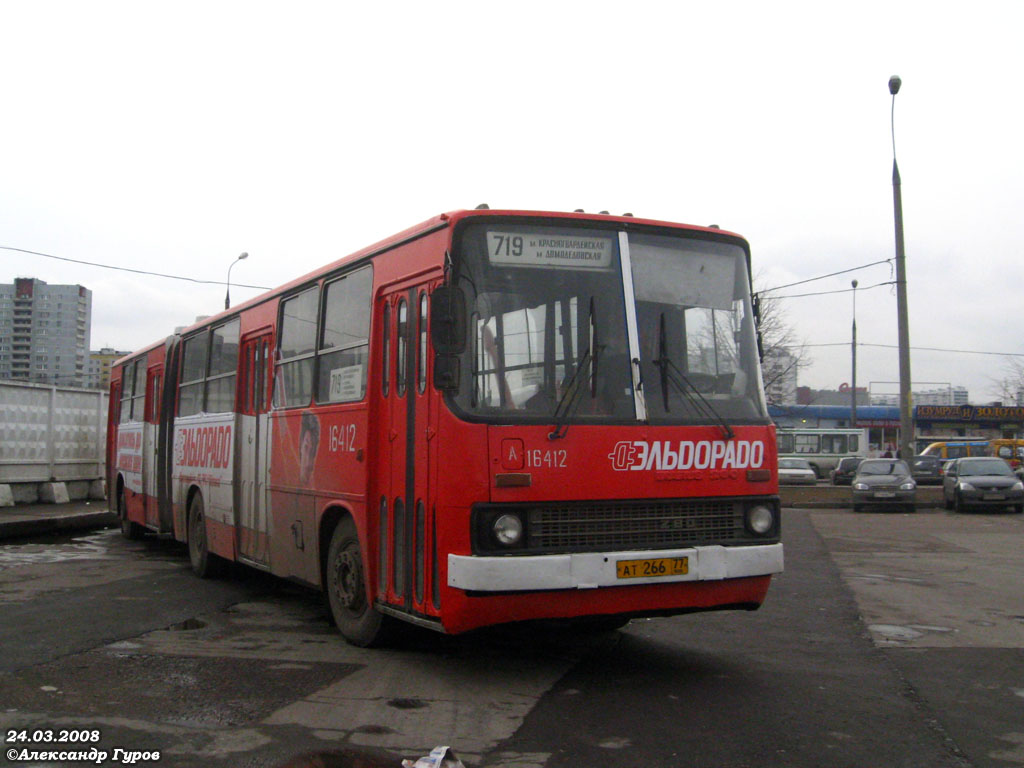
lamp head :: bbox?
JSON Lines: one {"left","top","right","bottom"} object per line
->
{"left": 852, "top": 279, "right": 858, "bottom": 289}
{"left": 888, "top": 75, "right": 901, "bottom": 95}
{"left": 239, "top": 252, "right": 249, "bottom": 261}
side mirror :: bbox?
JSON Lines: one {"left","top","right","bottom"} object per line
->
{"left": 434, "top": 354, "right": 460, "bottom": 391}
{"left": 431, "top": 286, "right": 466, "bottom": 354}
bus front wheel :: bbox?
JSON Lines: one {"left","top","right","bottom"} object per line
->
{"left": 326, "top": 518, "right": 394, "bottom": 647}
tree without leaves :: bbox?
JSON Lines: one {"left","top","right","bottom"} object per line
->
{"left": 754, "top": 280, "right": 811, "bottom": 407}
{"left": 989, "top": 358, "right": 1024, "bottom": 405}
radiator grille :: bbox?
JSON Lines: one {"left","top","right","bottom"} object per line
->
{"left": 526, "top": 500, "right": 744, "bottom": 552}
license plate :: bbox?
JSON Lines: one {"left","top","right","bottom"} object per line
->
{"left": 616, "top": 557, "right": 689, "bottom": 579}
{"left": 984, "top": 493, "right": 1005, "bottom": 500}
{"left": 874, "top": 491, "right": 896, "bottom": 498}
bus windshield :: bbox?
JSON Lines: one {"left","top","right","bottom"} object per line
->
{"left": 449, "top": 220, "right": 768, "bottom": 425}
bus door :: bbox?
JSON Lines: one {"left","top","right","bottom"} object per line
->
{"left": 156, "top": 335, "right": 180, "bottom": 535}
{"left": 380, "top": 284, "right": 438, "bottom": 616}
{"left": 236, "top": 332, "right": 273, "bottom": 566}
{"left": 144, "top": 364, "right": 163, "bottom": 529}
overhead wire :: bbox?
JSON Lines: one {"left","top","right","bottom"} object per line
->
{"left": 0, "top": 245, "right": 271, "bottom": 290}
{"left": 758, "top": 258, "right": 893, "bottom": 294}
{"left": 771, "top": 280, "right": 894, "bottom": 300}
{"left": 805, "top": 341, "right": 1024, "bottom": 358}
{"left": 759, "top": 258, "right": 1024, "bottom": 358}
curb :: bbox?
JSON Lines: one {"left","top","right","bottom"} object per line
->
{"left": 0, "top": 506, "right": 117, "bottom": 541}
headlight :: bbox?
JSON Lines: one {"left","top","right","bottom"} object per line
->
{"left": 959, "top": 482, "right": 976, "bottom": 491}
{"left": 853, "top": 482, "right": 869, "bottom": 491}
{"left": 900, "top": 482, "right": 916, "bottom": 491}
{"left": 1012, "top": 481, "right": 1024, "bottom": 492}
{"left": 492, "top": 514, "right": 523, "bottom": 546}
{"left": 746, "top": 505, "right": 775, "bottom": 535}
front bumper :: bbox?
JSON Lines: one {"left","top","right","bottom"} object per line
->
{"left": 448, "top": 542, "right": 784, "bottom": 592}
{"left": 852, "top": 488, "right": 915, "bottom": 506}
{"left": 959, "top": 489, "right": 1024, "bottom": 507}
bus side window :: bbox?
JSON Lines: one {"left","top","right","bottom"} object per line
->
{"left": 120, "top": 362, "right": 134, "bottom": 423}
{"left": 245, "top": 342, "right": 255, "bottom": 413}
{"left": 317, "top": 267, "right": 372, "bottom": 404}
{"left": 261, "top": 340, "right": 271, "bottom": 411}
{"left": 111, "top": 379, "right": 122, "bottom": 425}
{"left": 149, "top": 372, "right": 161, "bottom": 422}
{"left": 795, "top": 434, "right": 819, "bottom": 454}
{"left": 206, "top": 319, "right": 240, "bottom": 413}
{"left": 276, "top": 287, "right": 320, "bottom": 408}
{"left": 179, "top": 332, "right": 209, "bottom": 417}
{"left": 396, "top": 299, "right": 409, "bottom": 397}
{"left": 417, "top": 292, "right": 428, "bottom": 394}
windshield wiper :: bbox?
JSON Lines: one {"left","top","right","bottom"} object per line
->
{"left": 549, "top": 298, "right": 596, "bottom": 440}
{"left": 548, "top": 347, "right": 592, "bottom": 440}
{"left": 652, "top": 312, "right": 734, "bottom": 440}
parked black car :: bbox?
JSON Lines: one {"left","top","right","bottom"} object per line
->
{"left": 910, "top": 454, "right": 944, "bottom": 485}
{"left": 830, "top": 456, "right": 862, "bottom": 485}
{"left": 851, "top": 458, "right": 916, "bottom": 513}
{"left": 943, "top": 457, "right": 1024, "bottom": 513}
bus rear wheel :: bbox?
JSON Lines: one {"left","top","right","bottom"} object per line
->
{"left": 326, "top": 518, "right": 394, "bottom": 647}
{"left": 188, "top": 494, "right": 224, "bottom": 578}
{"left": 118, "top": 488, "right": 144, "bottom": 541}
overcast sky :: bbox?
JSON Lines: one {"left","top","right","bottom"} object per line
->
{"left": 3, "top": 1, "right": 1022, "bottom": 402}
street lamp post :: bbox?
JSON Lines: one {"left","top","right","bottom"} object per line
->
{"left": 851, "top": 279, "right": 858, "bottom": 429}
{"left": 225, "top": 252, "right": 249, "bottom": 310}
{"left": 890, "top": 75, "right": 914, "bottom": 461}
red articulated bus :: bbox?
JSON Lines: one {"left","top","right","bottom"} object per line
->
{"left": 108, "top": 208, "right": 783, "bottom": 646}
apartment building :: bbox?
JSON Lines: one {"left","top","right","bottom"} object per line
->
{"left": 0, "top": 278, "right": 92, "bottom": 386}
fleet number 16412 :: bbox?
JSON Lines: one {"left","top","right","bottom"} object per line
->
{"left": 526, "top": 449, "right": 567, "bottom": 468}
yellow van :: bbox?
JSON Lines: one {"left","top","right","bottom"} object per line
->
{"left": 989, "top": 438, "right": 1024, "bottom": 470}
{"left": 920, "top": 440, "right": 991, "bottom": 461}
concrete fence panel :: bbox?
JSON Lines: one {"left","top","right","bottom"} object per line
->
{"left": 0, "top": 380, "right": 107, "bottom": 485}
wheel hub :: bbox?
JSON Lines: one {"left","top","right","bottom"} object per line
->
{"left": 334, "top": 547, "right": 363, "bottom": 609}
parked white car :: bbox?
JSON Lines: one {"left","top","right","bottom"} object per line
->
{"left": 778, "top": 458, "right": 818, "bottom": 485}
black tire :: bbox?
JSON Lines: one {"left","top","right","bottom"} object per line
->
{"left": 325, "top": 518, "right": 398, "bottom": 647}
{"left": 118, "top": 488, "right": 145, "bottom": 541}
{"left": 1014, "top": 505, "right": 1023, "bottom": 514}
{"left": 954, "top": 492, "right": 965, "bottom": 514}
{"left": 904, "top": 504, "right": 916, "bottom": 514}
{"left": 187, "top": 493, "right": 224, "bottom": 578}
{"left": 575, "top": 615, "right": 632, "bottom": 632}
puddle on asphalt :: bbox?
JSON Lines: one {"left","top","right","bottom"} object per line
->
{"left": 868, "top": 623, "right": 955, "bottom": 642}
{"left": 869, "top": 624, "right": 924, "bottom": 641}
{"left": 167, "top": 618, "right": 208, "bottom": 632}
{"left": 386, "top": 697, "right": 428, "bottom": 710}
{"left": 0, "top": 528, "right": 121, "bottom": 569}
